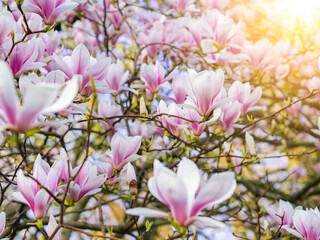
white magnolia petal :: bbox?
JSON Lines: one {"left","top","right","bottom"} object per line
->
{"left": 126, "top": 208, "right": 169, "bottom": 218}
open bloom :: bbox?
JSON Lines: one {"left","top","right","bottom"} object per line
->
{"left": 0, "top": 61, "right": 79, "bottom": 132}
{"left": 157, "top": 100, "right": 186, "bottom": 137}
{"left": 138, "top": 61, "right": 176, "bottom": 94}
{"left": 13, "top": 155, "right": 58, "bottom": 219}
{"left": 127, "top": 158, "right": 236, "bottom": 228}
{"left": 96, "top": 133, "right": 142, "bottom": 171}
{"left": 23, "top": 0, "right": 79, "bottom": 25}
{"left": 228, "top": 81, "right": 262, "bottom": 116}
{"left": 265, "top": 200, "right": 296, "bottom": 228}
{"left": 61, "top": 161, "right": 107, "bottom": 202}
{"left": 5, "top": 38, "right": 45, "bottom": 78}
{"left": 182, "top": 69, "right": 226, "bottom": 117}
{"left": 284, "top": 208, "right": 320, "bottom": 240}
{"left": 54, "top": 43, "right": 111, "bottom": 96}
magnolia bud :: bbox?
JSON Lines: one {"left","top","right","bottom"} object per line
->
{"left": 127, "top": 163, "right": 137, "bottom": 196}
{"left": 140, "top": 97, "right": 148, "bottom": 116}
{"left": 245, "top": 132, "right": 256, "bottom": 156}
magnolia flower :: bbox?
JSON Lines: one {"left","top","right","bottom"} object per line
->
{"left": 13, "top": 155, "right": 58, "bottom": 219}
{"left": 0, "top": 212, "right": 5, "bottom": 236}
{"left": 127, "top": 158, "right": 236, "bottom": 228}
{"left": 19, "top": 71, "right": 66, "bottom": 95}
{"left": 166, "top": 0, "right": 196, "bottom": 14}
{"left": 245, "top": 132, "right": 256, "bottom": 155}
{"left": 172, "top": 73, "right": 187, "bottom": 104}
{"left": 228, "top": 81, "right": 262, "bottom": 116}
{"left": 5, "top": 38, "right": 45, "bottom": 78}
{"left": 138, "top": 61, "right": 176, "bottom": 94}
{"left": 139, "top": 21, "right": 165, "bottom": 58}
{"left": 218, "top": 101, "right": 242, "bottom": 131}
{"left": 0, "top": 61, "right": 79, "bottom": 132}
{"left": 265, "top": 200, "right": 296, "bottom": 228}
{"left": 182, "top": 69, "right": 226, "bottom": 117}
{"left": 23, "top": 0, "right": 79, "bottom": 25}
{"left": 157, "top": 100, "right": 186, "bottom": 137}
{"left": 96, "top": 133, "right": 142, "bottom": 171}
{"left": 245, "top": 39, "right": 275, "bottom": 72}
{"left": 62, "top": 161, "right": 107, "bottom": 202}
{"left": 184, "top": 107, "right": 221, "bottom": 136}
{"left": 48, "top": 215, "right": 61, "bottom": 240}
{"left": 284, "top": 208, "right": 320, "bottom": 240}
{"left": 54, "top": 43, "right": 111, "bottom": 96}
{"left": 101, "top": 60, "right": 129, "bottom": 94}
{"left": 0, "top": 9, "right": 15, "bottom": 47}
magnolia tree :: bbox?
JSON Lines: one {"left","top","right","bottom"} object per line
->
{"left": 1, "top": 0, "right": 320, "bottom": 239}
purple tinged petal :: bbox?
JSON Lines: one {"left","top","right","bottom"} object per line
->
{"left": 12, "top": 192, "right": 31, "bottom": 207}
{"left": 68, "top": 182, "right": 81, "bottom": 202}
{"left": 0, "top": 61, "right": 18, "bottom": 124}
{"left": 41, "top": 75, "right": 79, "bottom": 114}
{"left": 33, "top": 189, "right": 50, "bottom": 219}
{"left": 16, "top": 170, "right": 34, "bottom": 209}
{"left": 47, "top": 2, "right": 79, "bottom": 25}
{"left": 126, "top": 208, "right": 169, "bottom": 218}
{"left": 17, "top": 84, "right": 61, "bottom": 132}
{"left": 155, "top": 167, "right": 189, "bottom": 225}
{"left": 54, "top": 54, "right": 73, "bottom": 79}
{"left": 187, "top": 216, "right": 226, "bottom": 229}
{"left": 48, "top": 215, "right": 61, "bottom": 240}
{"left": 191, "top": 172, "right": 236, "bottom": 217}
{"left": 0, "top": 212, "right": 5, "bottom": 236}
{"left": 127, "top": 162, "right": 137, "bottom": 183}
{"left": 177, "top": 158, "right": 200, "bottom": 214}
{"left": 71, "top": 44, "right": 90, "bottom": 75}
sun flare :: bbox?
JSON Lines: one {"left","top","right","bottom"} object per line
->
{"left": 276, "top": 0, "right": 320, "bottom": 24}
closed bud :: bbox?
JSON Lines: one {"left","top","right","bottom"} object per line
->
{"left": 245, "top": 132, "right": 256, "bottom": 156}
{"left": 140, "top": 97, "right": 148, "bottom": 116}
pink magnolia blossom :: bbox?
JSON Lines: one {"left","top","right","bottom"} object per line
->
{"left": 97, "top": 133, "right": 142, "bottom": 171}
{"left": 19, "top": 70, "right": 66, "bottom": 95}
{"left": 97, "top": 98, "right": 122, "bottom": 133}
{"left": 23, "top": 0, "right": 79, "bottom": 25}
{"left": 245, "top": 39, "right": 275, "bottom": 72}
{"left": 184, "top": 108, "right": 221, "bottom": 136}
{"left": 182, "top": 69, "right": 226, "bottom": 117}
{"left": 0, "top": 212, "right": 5, "bottom": 236}
{"left": 139, "top": 21, "right": 165, "bottom": 58}
{"left": 13, "top": 155, "right": 58, "bottom": 219}
{"left": 48, "top": 215, "right": 61, "bottom": 240}
{"left": 157, "top": 100, "right": 186, "bottom": 137}
{"left": 232, "top": 150, "right": 243, "bottom": 175}
{"left": 201, "top": 0, "right": 230, "bottom": 10}
{"left": 100, "top": 60, "right": 129, "bottom": 94}
{"left": 265, "top": 200, "right": 296, "bottom": 228}
{"left": 61, "top": 161, "right": 107, "bottom": 202}
{"left": 127, "top": 158, "right": 236, "bottom": 228}
{"left": 228, "top": 81, "right": 262, "bottom": 116}
{"left": 137, "top": 61, "right": 175, "bottom": 95}
{"left": 284, "top": 208, "right": 320, "bottom": 240}
{"left": 166, "top": 0, "right": 196, "bottom": 14}
{"left": 218, "top": 101, "right": 241, "bottom": 131}
{"left": 0, "top": 61, "right": 78, "bottom": 132}
{"left": 202, "top": 10, "right": 241, "bottom": 49}
{"left": 0, "top": 9, "right": 16, "bottom": 47}
{"left": 95, "top": 158, "right": 119, "bottom": 185}
{"left": 54, "top": 43, "right": 111, "bottom": 96}
{"left": 172, "top": 73, "right": 187, "bottom": 104}
{"left": 5, "top": 37, "right": 45, "bottom": 78}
